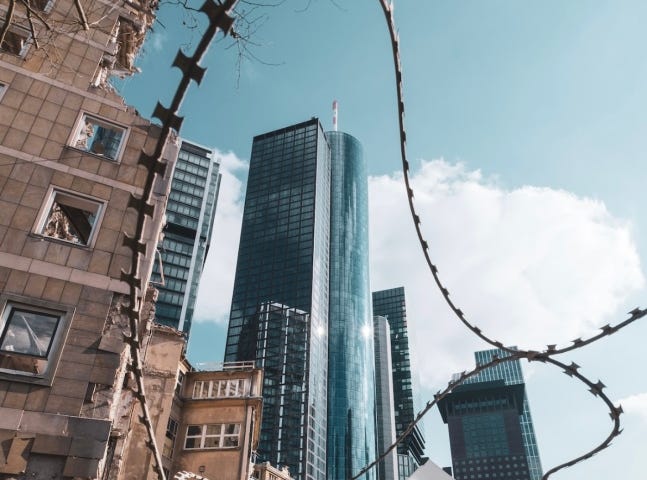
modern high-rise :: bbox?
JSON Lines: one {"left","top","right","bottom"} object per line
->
{"left": 224, "top": 119, "right": 331, "bottom": 480}
{"left": 152, "top": 139, "right": 221, "bottom": 335}
{"left": 467, "top": 348, "right": 543, "bottom": 480}
{"left": 326, "top": 131, "right": 376, "bottom": 480}
{"left": 372, "top": 288, "right": 426, "bottom": 480}
{"left": 438, "top": 380, "right": 530, "bottom": 480}
{"left": 373, "top": 315, "right": 399, "bottom": 480}
{"left": 438, "top": 347, "right": 543, "bottom": 480}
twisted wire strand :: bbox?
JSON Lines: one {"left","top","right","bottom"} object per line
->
{"left": 355, "top": 1, "right": 647, "bottom": 479}
{"left": 120, "top": 1, "right": 240, "bottom": 479}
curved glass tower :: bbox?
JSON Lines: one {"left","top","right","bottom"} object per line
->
{"left": 326, "top": 131, "right": 376, "bottom": 480}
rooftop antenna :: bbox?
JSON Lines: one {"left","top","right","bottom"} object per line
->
{"left": 332, "top": 100, "right": 338, "bottom": 132}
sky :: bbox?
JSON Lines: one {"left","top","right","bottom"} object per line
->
{"left": 117, "top": 1, "right": 647, "bottom": 478}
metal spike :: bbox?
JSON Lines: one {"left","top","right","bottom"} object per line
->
{"left": 152, "top": 102, "right": 184, "bottom": 132}
{"left": 172, "top": 50, "right": 206, "bottom": 85}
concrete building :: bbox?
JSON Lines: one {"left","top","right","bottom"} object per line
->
{"left": 252, "top": 461, "right": 295, "bottom": 480}
{"left": 0, "top": 1, "right": 178, "bottom": 478}
{"left": 115, "top": 328, "right": 263, "bottom": 480}
{"left": 152, "top": 139, "right": 222, "bottom": 336}
{"left": 372, "top": 288, "right": 426, "bottom": 480}
{"left": 373, "top": 315, "right": 399, "bottom": 480}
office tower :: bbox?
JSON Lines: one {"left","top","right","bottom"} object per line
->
{"left": 224, "top": 119, "right": 331, "bottom": 480}
{"left": 152, "top": 139, "right": 222, "bottom": 335}
{"left": 438, "top": 380, "right": 531, "bottom": 480}
{"left": 372, "top": 288, "right": 426, "bottom": 480}
{"left": 373, "top": 316, "right": 399, "bottom": 480}
{"left": 467, "top": 348, "right": 543, "bottom": 480}
{"left": 326, "top": 131, "right": 376, "bottom": 480}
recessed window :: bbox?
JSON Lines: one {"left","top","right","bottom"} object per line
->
{"left": 0, "top": 23, "right": 31, "bottom": 57}
{"left": 72, "top": 114, "right": 127, "bottom": 161}
{"left": 0, "top": 83, "right": 6, "bottom": 102}
{"left": 0, "top": 295, "right": 73, "bottom": 383}
{"left": 36, "top": 189, "right": 104, "bottom": 247}
{"left": 163, "top": 417, "right": 179, "bottom": 458}
{"left": 33, "top": 0, "right": 54, "bottom": 12}
{"left": 184, "top": 423, "right": 240, "bottom": 450}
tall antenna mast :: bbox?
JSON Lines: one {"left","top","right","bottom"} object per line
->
{"left": 332, "top": 100, "right": 338, "bottom": 132}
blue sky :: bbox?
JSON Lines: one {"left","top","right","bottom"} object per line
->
{"left": 118, "top": 1, "right": 647, "bottom": 478}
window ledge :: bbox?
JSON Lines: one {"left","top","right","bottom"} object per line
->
{"left": 28, "top": 232, "right": 94, "bottom": 250}
{"left": 64, "top": 145, "right": 121, "bottom": 164}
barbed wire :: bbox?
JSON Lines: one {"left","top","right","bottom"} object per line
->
{"left": 118, "top": 1, "right": 240, "bottom": 479}
{"left": 352, "top": 1, "right": 647, "bottom": 479}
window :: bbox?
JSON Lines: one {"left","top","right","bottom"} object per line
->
{"left": 0, "top": 295, "right": 73, "bottom": 384}
{"left": 163, "top": 417, "right": 179, "bottom": 458}
{"left": 192, "top": 378, "right": 246, "bottom": 399}
{"left": 36, "top": 188, "right": 104, "bottom": 247}
{"left": 71, "top": 113, "right": 127, "bottom": 161}
{"left": 0, "top": 24, "right": 30, "bottom": 56}
{"left": 184, "top": 424, "right": 240, "bottom": 450}
{"left": 0, "top": 83, "right": 6, "bottom": 102}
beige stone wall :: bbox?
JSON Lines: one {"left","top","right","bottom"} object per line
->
{"left": 0, "top": 0, "right": 175, "bottom": 478}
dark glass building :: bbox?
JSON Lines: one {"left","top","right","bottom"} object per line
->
{"left": 372, "top": 287, "right": 426, "bottom": 480}
{"left": 468, "top": 348, "right": 543, "bottom": 480}
{"left": 326, "top": 131, "right": 376, "bottom": 480}
{"left": 438, "top": 380, "right": 531, "bottom": 480}
{"left": 224, "top": 119, "right": 330, "bottom": 480}
{"left": 152, "top": 139, "right": 221, "bottom": 335}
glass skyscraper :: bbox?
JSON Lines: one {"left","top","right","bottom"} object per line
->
{"left": 152, "top": 139, "right": 221, "bottom": 335}
{"left": 372, "top": 288, "right": 426, "bottom": 480}
{"left": 224, "top": 119, "right": 330, "bottom": 480}
{"left": 326, "top": 131, "right": 376, "bottom": 480}
{"left": 467, "top": 348, "right": 543, "bottom": 480}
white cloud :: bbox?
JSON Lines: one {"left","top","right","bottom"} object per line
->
{"left": 193, "top": 149, "right": 247, "bottom": 324}
{"left": 369, "top": 159, "right": 644, "bottom": 388}
{"left": 618, "top": 393, "right": 647, "bottom": 423}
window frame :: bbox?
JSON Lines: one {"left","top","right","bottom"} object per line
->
{"left": 183, "top": 423, "right": 241, "bottom": 450}
{"left": 191, "top": 378, "right": 246, "bottom": 399}
{"left": 68, "top": 112, "right": 129, "bottom": 162}
{"left": 0, "top": 82, "right": 7, "bottom": 102}
{"left": 33, "top": 186, "right": 106, "bottom": 248}
{"left": 0, "top": 22, "right": 32, "bottom": 57}
{"left": 0, "top": 294, "right": 74, "bottom": 385}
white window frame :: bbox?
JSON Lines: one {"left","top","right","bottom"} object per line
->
{"left": 0, "top": 294, "right": 74, "bottom": 385}
{"left": 191, "top": 378, "right": 246, "bottom": 399}
{"left": 34, "top": 186, "right": 105, "bottom": 248}
{"left": 184, "top": 423, "right": 241, "bottom": 450}
{"left": 69, "top": 112, "right": 129, "bottom": 162}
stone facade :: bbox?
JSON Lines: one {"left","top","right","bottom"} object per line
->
{"left": 0, "top": 1, "right": 178, "bottom": 478}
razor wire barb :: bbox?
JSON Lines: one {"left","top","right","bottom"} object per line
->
{"left": 352, "top": 2, "right": 647, "bottom": 480}
{"left": 120, "top": 1, "right": 240, "bottom": 479}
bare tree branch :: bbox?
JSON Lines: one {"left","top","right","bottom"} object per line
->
{"left": 0, "top": 0, "right": 17, "bottom": 50}
{"left": 73, "top": 0, "right": 90, "bottom": 30}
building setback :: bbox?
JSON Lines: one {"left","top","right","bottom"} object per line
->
{"left": 224, "top": 119, "right": 331, "bottom": 480}
{"left": 153, "top": 139, "right": 221, "bottom": 335}
{"left": 372, "top": 287, "right": 426, "bottom": 480}
{"left": 373, "top": 315, "right": 399, "bottom": 480}
{"left": 326, "top": 130, "right": 376, "bottom": 480}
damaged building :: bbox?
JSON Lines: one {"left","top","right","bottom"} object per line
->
{"left": 0, "top": 0, "right": 175, "bottom": 478}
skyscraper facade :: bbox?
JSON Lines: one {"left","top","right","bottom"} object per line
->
{"left": 152, "top": 140, "right": 221, "bottom": 335}
{"left": 224, "top": 119, "right": 331, "bottom": 480}
{"left": 438, "top": 380, "right": 531, "bottom": 480}
{"left": 326, "top": 131, "right": 376, "bottom": 480}
{"left": 373, "top": 315, "right": 399, "bottom": 480}
{"left": 467, "top": 348, "right": 543, "bottom": 480}
{"left": 372, "top": 288, "right": 426, "bottom": 480}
